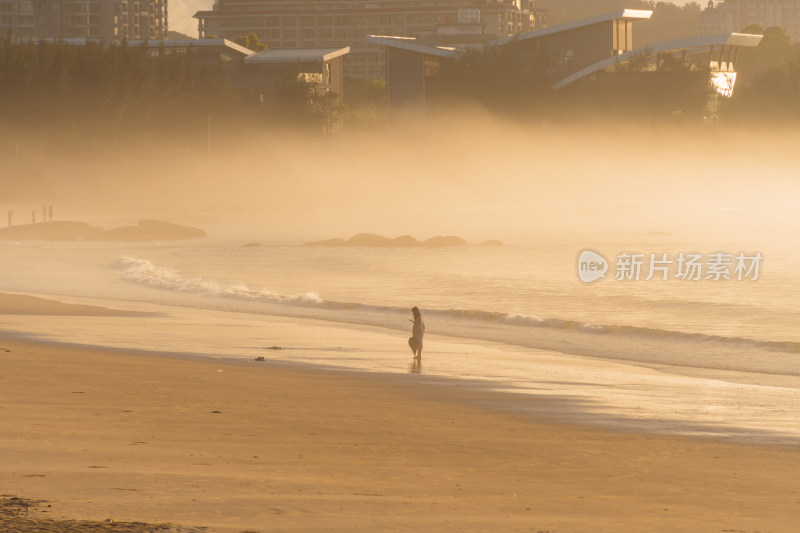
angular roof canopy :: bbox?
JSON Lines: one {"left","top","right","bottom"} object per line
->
{"left": 492, "top": 9, "right": 653, "bottom": 47}
{"left": 131, "top": 38, "right": 255, "bottom": 57}
{"left": 9, "top": 37, "right": 256, "bottom": 57}
{"left": 552, "top": 32, "right": 764, "bottom": 90}
{"left": 370, "top": 9, "right": 654, "bottom": 56}
{"left": 245, "top": 47, "right": 350, "bottom": 64}
{"left": 367, "top": 35, "right": 459, "bottom": 58}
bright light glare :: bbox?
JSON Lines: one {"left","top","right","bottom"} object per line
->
{"left": 711, "top": 71, "right": 737, "bottom": 97}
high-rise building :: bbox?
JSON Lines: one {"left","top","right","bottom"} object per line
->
{"left": 194, "top": 0, "right": 536, "bottom": 79}
{"left": 699, "top": 0, "right": 800, "bottom": 42}
{"left": 0, "top": 0, "right": 168, "bottom": 42}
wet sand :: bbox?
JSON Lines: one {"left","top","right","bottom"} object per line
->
{"left": 0, "top": 293, "right": 149, "bottom": 317}
{"left": 1, "top": 294, "right": 800, "bottom": 532}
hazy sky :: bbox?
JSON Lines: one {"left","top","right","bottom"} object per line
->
{"left": 171, "top": 0, "right": 209, "bottom": 37}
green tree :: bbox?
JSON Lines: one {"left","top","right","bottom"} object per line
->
{"left": 729, "top": 39, "right": 800, "bottom": 123}
{"left": 736, "top": 26, "right": 793, "bottom": 77}
{"left": 0, "top": 40, "right": 253, "bottom": 152}
{"left": 343, "top": 77, "right": 386, "bottom": 126}
{"left": 234, "top": 33, "right": 267, "bottom": 53}
{"left": 312, "top": 91, "right": 346, "bottom": 134}
{"left": 430, "top": 44, "right": 549, "bottom": 114}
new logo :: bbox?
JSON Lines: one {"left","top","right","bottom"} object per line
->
{"left": 577, "top": 250, "right": 608, "bottom": 283}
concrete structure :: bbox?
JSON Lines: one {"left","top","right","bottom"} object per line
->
{"left": 698, "top": 0, "right": 800, "bottom": 42}
{"left": 492, "top": 9, "right": 652, "bottom": 86}
{"left": 137, "top": 40, "right": 348, "bottom": 116}
{"left": 552, "top": 32, "right": 763, "bottom": 90}
{"left": 137, "top": 38, "right": 253, "bottom": 63}
{"left": 115, "top": 0, "right": 168, "bottom": 41}
{"left": 0, "top": 0, "right": 168, "bottom": 42}
{"left": 242, "top": 46, "right": 350, "bottom": 131}
{"left": 193, "top": 0, "right": 537, "bottom": 79}
{"left": 370, "top": 36, "right": 457, "bottom": 118}
{"left": 369, "top": 9, "right": 652, "bottom": 116}
{"left": 242, "top": 46, "right": 347, "bottom": 95}
{"left": 370, "top": 9, "right": 764, "bottom": 118}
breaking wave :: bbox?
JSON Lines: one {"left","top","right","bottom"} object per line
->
{"left": 114, "top": 256, "right": 800, "bottom": 355}
{"left": 114, "top": 256, "right": 323, "bottom": 305}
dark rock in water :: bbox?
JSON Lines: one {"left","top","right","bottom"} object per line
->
{"left": 308, "top": 233, "right": 400, "bottom": 247}
{"left": 306, "top": 233, "right": 471, "bottom": 248}
{"left": 0, "top": 219, "right": 206, "bottom": 242}
{"left": 307, "top": 233, "right": 472, "bottom": 248}
{"left": 347, "top": 233, "right": 393, "bottom": 247}
{"left": 254, "top": 356, "right": 266, "bottom": 361}
{"left": 479, "top": 239, "right": 503, "bottom": 246}
{"left": 0, "top": 221, "right": 102, "bottom": 241}
{"left": 391, "top": 235, "right": 420, "bottom": 247}
{"left": 422, "top": 235, "right": 468, "bottom": 247}
{"left": 97, "top": 220, "right": 206, "bottom": 241}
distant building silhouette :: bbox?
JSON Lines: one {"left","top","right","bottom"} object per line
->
{"left": 371, "top": 9, "right": 762, "bottom": 119}
{"left": 194, "top": 0, "right": 546, "bottom": 79}
{"left": 699, "top": 1, "right": 800, "bottom": 42}
{"left": 0, "top": 0, "right": 168, "bottom": 42}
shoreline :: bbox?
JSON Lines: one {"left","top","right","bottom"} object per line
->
{"left": 7, "top": 324, "right": 800, "bottom": 448}
{"left": 1, "top": 293, "right": 800, "bottom": 530}
{"left": 2, "top": 291, "right": 800, "bottom": 446}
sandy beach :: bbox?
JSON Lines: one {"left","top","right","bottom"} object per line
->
{"left": 2, "top": 293, "right": 800, "bottom": 532}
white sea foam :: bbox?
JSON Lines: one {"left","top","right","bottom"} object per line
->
{"left": 114, "top": 256, "right": 323, "bottom": 305}
{"left": 2, "top": 247, "right": 797, "bottom": 445}
{"left": 114, "top": 256, "right": 800, "bottom": 358}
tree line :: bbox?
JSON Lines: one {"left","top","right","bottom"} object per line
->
{"left": 1, "top": 20, "right": 798, "bottom": 154}
{"left": 727, "top": 26, "right": 800, "bottom": 124}
{"left": 0, "top": 37, "right": 247, "bottom": 152}
{"left": 0, "top": 37, "right": 341, "bottom": 154}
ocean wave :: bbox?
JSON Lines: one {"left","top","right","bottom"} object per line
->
{"left": 430, "top": 308, "right": 800, "bottom": 353}
{"left": 114, "top": 256, "right": 323, "bottom": 305}
{"left": 113, "top": 256, "right": 800, "bottom": 355}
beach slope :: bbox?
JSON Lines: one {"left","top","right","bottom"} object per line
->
{"left": 1, "top": 344, "right": 799, "bottom": 531}
{"left": 0, "top": 294, "right": 799, "bottom": 532}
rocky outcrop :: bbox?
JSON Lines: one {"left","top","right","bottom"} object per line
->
{"left": 0, "top": 220, "right": 207, "bottom": 242}
{"left": 307, "top": 233, "right": 474, "bottom": 248}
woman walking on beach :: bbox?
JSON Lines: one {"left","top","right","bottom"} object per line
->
{"left": 409, "top": 306, "right": 425, "bottom": 359}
